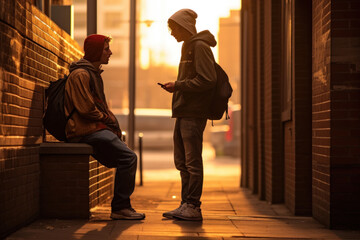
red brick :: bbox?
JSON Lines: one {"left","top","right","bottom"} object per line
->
{"left": 40, "top": 145, "right": 113, "bottom": 218}
{"left": 1, "top": 0, "right": 84, "bottom": 236}
{"left": 332, "top": 1, "right": 350, "bottom": 10}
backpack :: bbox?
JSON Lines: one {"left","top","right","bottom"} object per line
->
{"left": 190, "top": 40, "right": 233, "bottom": 121}
{"left": 43, "top": 68, "right": 91, "bottom": 141}
{"left": 208, "top": 62, "right": 233, "bottom": 121}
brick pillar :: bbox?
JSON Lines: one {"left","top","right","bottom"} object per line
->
{"left": 240, "top": 0, "right": 257, "bottom": 189}
{"left": 263, "top": 0, "right": 284, "bottom": 204}
{"left": 312, "top": 0, "right": 332, "bottom": 227}
{"left": 256, "top": 0, "right": 266, "bottom": 200}
{"left": 312, "top": 0, "right": 360, "bottom": 229}
{"left": 283, "top": 0, "right": 313, "bottom": 216}
{"left": 328, "top": 0, "right": 360, "bottom": 229}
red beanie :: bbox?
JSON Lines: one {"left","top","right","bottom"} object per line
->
{"left": 83, "top": 34, "right": 108, "bottom": 62}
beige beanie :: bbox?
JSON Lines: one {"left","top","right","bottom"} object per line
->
{"left": 169, "top": 9, "right": 197, "bottom": 35}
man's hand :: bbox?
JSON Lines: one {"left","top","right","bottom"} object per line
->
{"left": 163, "top": 82, "right": 175, "bottom": 93}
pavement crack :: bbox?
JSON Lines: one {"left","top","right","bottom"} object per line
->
{"left": 221, "top": 184, "right": 237, "bottom": 215}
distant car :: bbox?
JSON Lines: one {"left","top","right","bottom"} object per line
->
{"left": 209, "top": 104, "right": 241, "bottom": 157}
{"left": 112, "top": 108, "right": 175, "bottom": 150}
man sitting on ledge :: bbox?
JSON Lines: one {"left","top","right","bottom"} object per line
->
{"left": 64, "top": 34, "right": 145, "bottom": 220}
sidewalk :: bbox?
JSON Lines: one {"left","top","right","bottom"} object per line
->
{"left": 6, "top": 149, "right": 360, "bottom": 240}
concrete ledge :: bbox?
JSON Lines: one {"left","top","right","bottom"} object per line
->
{"left": 39, "top": 142, "right": 93, "bottom": 154}
{"left": 39, "top": 142, "right": 113, "bottom": 219}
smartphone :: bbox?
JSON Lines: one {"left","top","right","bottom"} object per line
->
{"left": 157, "top": 82, "right": 165, "bottom": 88}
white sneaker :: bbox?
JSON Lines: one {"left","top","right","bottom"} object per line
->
{"left": 162, "top": 203, "right": 186, "bottom": 219}
{"left": 173, "top": 203, "right": 203, "bottom": 221}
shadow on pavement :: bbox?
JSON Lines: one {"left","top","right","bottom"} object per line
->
{"left": 168, "top": 219, "right": 214, "bottom": 240}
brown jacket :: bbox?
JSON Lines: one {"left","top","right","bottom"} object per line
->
{"left": 64, "top": 59, "right": 121, "bottom": 140}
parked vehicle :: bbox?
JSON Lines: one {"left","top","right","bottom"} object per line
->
{"left": 209, "top": 104, "right": 241, "bottom": 157}
{"left": 112, "top": 106, "right": 241, "bottom": 155}
{"left": 113, "top": 108, "right": 175, "bottom": 149}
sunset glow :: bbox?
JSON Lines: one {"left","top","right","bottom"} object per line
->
{"left": 139, "top": 0, "right": 241, "bottom": 69}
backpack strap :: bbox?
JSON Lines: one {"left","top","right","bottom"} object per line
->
{"left": 225, "top": 107, "right": 230, "bottom": 120}
{"left": 66, "top": 108, "right": 76, "bottom": 121}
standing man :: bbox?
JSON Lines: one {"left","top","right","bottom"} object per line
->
{"left": 64, "top": 34, "right": 145, "bottom": 220}
{"left": 161, "top": 9, "right": 217, "bottom": 221}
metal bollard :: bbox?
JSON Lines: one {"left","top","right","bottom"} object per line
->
{"left": 121, "top": 131, "right": 126, "bottom": 142}
{"left": 138, "top": 133, "right": 143, "bottom": 186}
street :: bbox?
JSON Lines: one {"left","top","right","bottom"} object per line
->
{"left": 135, "top": 142, "right": 241, "bottom": 183}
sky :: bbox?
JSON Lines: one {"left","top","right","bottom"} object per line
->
{"left": 138, "top": 0, "right": 241, "bottom": 68}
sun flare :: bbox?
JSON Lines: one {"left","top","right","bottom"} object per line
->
{"left": 139, "top": 0, "right": 241, "bottom": 69}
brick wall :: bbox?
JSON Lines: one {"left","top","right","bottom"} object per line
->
{"left": 247, "top": 0, "right": 258, "bottom": 193}
{"left": 283, "top": 0, "right": 312, "bottom": 216}
{"left": 284, "top": 120, "right": 295, "bottom": 210}
{"left": 329, "top": 0, "right": 360, "bottom": 228}
{"left": 312, "top": 0, "right": 332, "bottom": 227}
{"left": 40, "top": 145, "right": 114, "bottom": 219}
{"left": 312, "top": 0, "right": 360, "bottom": 229}
{"left": 89, "top": 158, "right": 114, "bottom": 208}
{"left": 40, "top": 153, "right": 91, "bottom": 218}
{"left": 256, "top": 0, "right": 265, "bottom": 200}
{"left": 283, "top": 0, "right": 296, "bottom": 212}
{"left": 241, "top": 0, "right": 360, "bottom": 229}
{"left": 263, "top": 0, "right": 283, "bottom": 204}
{"left": 293, "top": 0, "right": 313, "bottom": 216}
{"left": 240, "top": 0, "right": 254, "bottom": 189}
{"left": 0, "top": 0, "right": 82, "bottom": 237}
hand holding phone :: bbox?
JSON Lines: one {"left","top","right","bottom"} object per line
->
{"left": 158, "top": 82, "right": 175, "bottom": 93}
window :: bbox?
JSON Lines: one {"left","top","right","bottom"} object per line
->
{"left": 281, "top": 0, "right": 293, "bottom": 121}
{"left": 110, "top": 37, "right": 128, "bottom": 61}
{"left": 75, "top": 12, "right": 86, "bottom": 28}
{"left": 105, "top": 0, "right": 120, "bottom": 4}
{"left": 104, "top": 12, "right": 124, "bottom": 29}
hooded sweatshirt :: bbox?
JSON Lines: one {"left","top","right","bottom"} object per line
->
{"left": 64, "top": 58, "right": 121, "bottom": 140}
{"left": 172, "top": 30, "right": 217, "bottom": 118}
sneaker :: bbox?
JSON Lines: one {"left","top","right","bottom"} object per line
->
{"left": 110, "top": 208, "right": 145, "bottom": 220}
{"left": 173, "top": 203, "right": 203, "bottom": 221}
{"left": 162, "top": 203, "right": 186, "bottom": 219}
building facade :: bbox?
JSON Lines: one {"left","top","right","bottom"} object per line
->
{"left": 0, "top": 1, "right": 113, "bottom": 237}
{"left": 73, "top": 0, "right": 131, "bottom": 110}
{"left": 219, "top": 10, "right": 241, "bottom": 105}
{"left": 240, "top": 0, "right": 360, "bottom": 229}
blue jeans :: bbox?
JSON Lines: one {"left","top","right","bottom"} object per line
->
{"left": 79, "top": 129, "right": 137, "bottom": 211}
{"left": 173, "top": 118, "right": 207, "bottom": 207}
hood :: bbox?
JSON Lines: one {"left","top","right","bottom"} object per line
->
{"left": 69, "top": 58, "right": 99, "bottom": 73}
{"left": 168, "top": 9, "right": 197, "bottom": 36}
{"left": 187, "top": 30, "right": 217, "bottom": 48}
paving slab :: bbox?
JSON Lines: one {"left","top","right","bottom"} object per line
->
{"left": 5, "top": 152, "right": 360, "bottom": 240}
